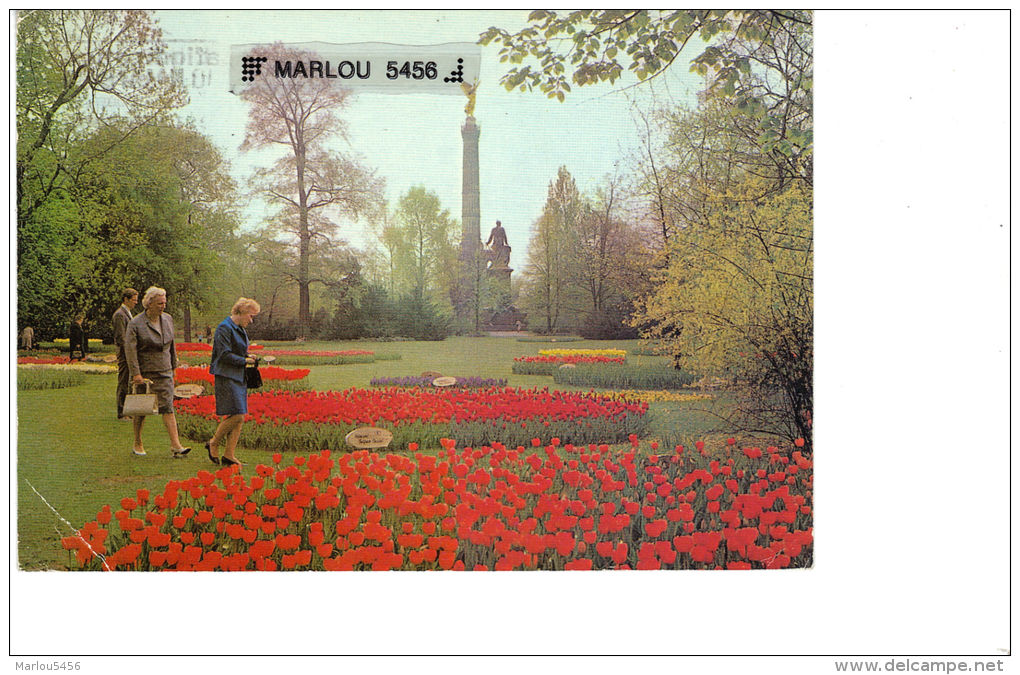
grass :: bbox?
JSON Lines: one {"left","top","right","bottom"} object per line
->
{"left": 16, "top": 336, "right": 740, "bottom": 570}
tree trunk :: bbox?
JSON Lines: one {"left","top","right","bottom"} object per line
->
{"left": 183, "top": 305, "right": 192, "bottom": 342}
{"left": 296, "top": 143, "right": 311, "bottom": 329}
{"left": 299, "top": 230, "right": 311, "bottom": 328}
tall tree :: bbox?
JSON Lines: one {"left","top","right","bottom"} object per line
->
{"left": 16, "top": 9, "right": 185, "bottom": 335}
{"left": 521, "top": 167, "right": 580, "bottom": 333}
{"left": 392, "top": 186, "right": 458, "bottom": 301}
{"left": 16, "top": 9, "right": 186, "bottom": 227}
{"left": 67, "top": 122, "right": 239, "bottom": 340}
{"left": 567, "top": 177, "right": 652, "bottom": 336}
{"left": 240, "top": 43, "right": 384, "bottom": 328}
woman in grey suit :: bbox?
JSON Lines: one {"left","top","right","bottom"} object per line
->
{"left": 124, "top": 286, "right": 191, "bottom": 458}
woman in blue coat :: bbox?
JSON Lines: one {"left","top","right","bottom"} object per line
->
{"left": 206, "top": 297, "right": 260, "bottom": 467}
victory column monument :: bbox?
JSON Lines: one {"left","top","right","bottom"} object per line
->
{"left": 457, "top": 82, "right": 525, "bottom": 332}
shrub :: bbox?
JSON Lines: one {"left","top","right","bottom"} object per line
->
{"left": 247, "top": 321, "right": 302, "bottom": 342}
{"left": 394, "top": 291, "right": 451, "bottom": 341}
{"left": 578, "top": 308, "right": 639, "bottom": 340}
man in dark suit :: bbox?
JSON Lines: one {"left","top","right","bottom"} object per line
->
{"left": 112, "top": 288, "right": 138, "bottom": 420}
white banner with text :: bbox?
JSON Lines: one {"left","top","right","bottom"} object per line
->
{"left": 228, "top": 42, "right": 481, "bottom": 95}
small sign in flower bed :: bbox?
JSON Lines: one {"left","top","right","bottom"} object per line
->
{"left": 174, "top": 366, "right": 311, "bottom": 392}
{"left": 552, "top": 364, "right": 696, "bottom": 390}
{"left": 370, "top": 375, "right": 508, "bottom": 389}
{"left": 512, "top": 354, "right": 625, "bottom": 376}
{"left": 175, "top": 387, "right": 649, "bottom": 451}
{"left": 60, "top": 436, "right": 811, "bottom": 571}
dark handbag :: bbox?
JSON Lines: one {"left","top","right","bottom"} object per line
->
{"left": 245, "top": 361, "right": 262, "bottom": 389}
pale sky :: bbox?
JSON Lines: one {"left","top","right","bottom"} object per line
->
{"left": 153, "top": 9, "right": 704, "bottom": 267}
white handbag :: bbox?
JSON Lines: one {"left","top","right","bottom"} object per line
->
{"left": 123, "top": 381, "right": 158, "bottom": 416}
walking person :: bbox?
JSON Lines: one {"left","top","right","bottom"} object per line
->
{"left": 206, "top": 298, "right": 260, "bottom": 468}
{"left": 124, "top": 286, "right": 191, "bottom": 458}
{"left": 112, "top": 288, "right": 138, "bottom": 420}
{"left": 19, "top": 325, "right": 33, "bottom": 350}
{"left": 69, "top": 314, "right": 88, "bottom": 360}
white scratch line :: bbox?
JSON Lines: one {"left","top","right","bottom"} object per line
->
{"left": 26, "top": 479, "right": 112, "bottom": 571}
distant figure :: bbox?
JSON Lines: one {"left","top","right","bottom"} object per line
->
{"left": 19, "top": 326, "right": 33, "bottom": 350}
{"left": 515, "top": 320, "right": 522, "bottom": 333}
{"left": 112, "top": 287, "right": 138, "bottom": 420}
{"left": 69, "top": 314, "right": 88, "bottom": 361}
{"left": 485, "top": 220, "right": 511, "bottom": 269}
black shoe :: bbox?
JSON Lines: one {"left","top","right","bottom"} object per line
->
{"left": 205, "top": 441, "right": 220, "bottom": 465}
{"left": 171, "top": 446, "right": 192, "bottom": 459}
{"left": 220, "top": 456, "right": 241, "bottom": 467}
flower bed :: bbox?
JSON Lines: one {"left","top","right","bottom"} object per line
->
{"left": 17, "top": 368, "right": 86, "bottom": 390}
{"left": 175, "top": 388, "right": 649, "bottom": 450}
{"left": 512, "top": 354, "right": 625, "bottom": 376}
{"left": 38, "top": 340, "right": 115, "bottom": 354}
{"left": 175, "top": 366, "right": 311, "bottom": 392}
{"left": 177, "top": 342, "right": 264, "bottom": 352}
{"left": 603, "top": 390, "right": 715, "bottom": 403}
{"left": 18, "top": 356, "right": 71, "bottom": 365}
{"left": 516, "top": 336, "right": 584, "bottom": 343}
{"left": 176, "top": 342, "right": 212, "bottom": 352}
{"left": 17, "top": 362, "right": 117, "bottom": 375}
{"left": 538, "top": 348, "right": 627, "bottom": 358}
{"left": 51, "top": 338, "right": 105, "bottom": 346}
{"left": 60, "top": 437, "right": 812, "bottom": 571}
{"left": 552, "top": 364, "right": 696, "bottom": 390}
{"left": 255, "top": 349, "right": 398, "bottom": 366}
{"left": 370, "top": 376, "right": 508, "bottom": 389}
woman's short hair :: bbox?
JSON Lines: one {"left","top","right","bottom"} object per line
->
{"left": 141, "top": 286, "right": 166, "bottom": 309}
{"left": 231, "top": 297, "right": 261, "bottom": 316}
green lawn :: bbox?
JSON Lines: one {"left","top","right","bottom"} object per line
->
{"left": 16, "top": 336, "right": 735, "bottom": 570}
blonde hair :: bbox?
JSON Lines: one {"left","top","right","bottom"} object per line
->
{"left": 141, "top": 286, "right": 166, "bottom": 309}
{"left": 231, "top": 297, "right": 261, "bottom": 316}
